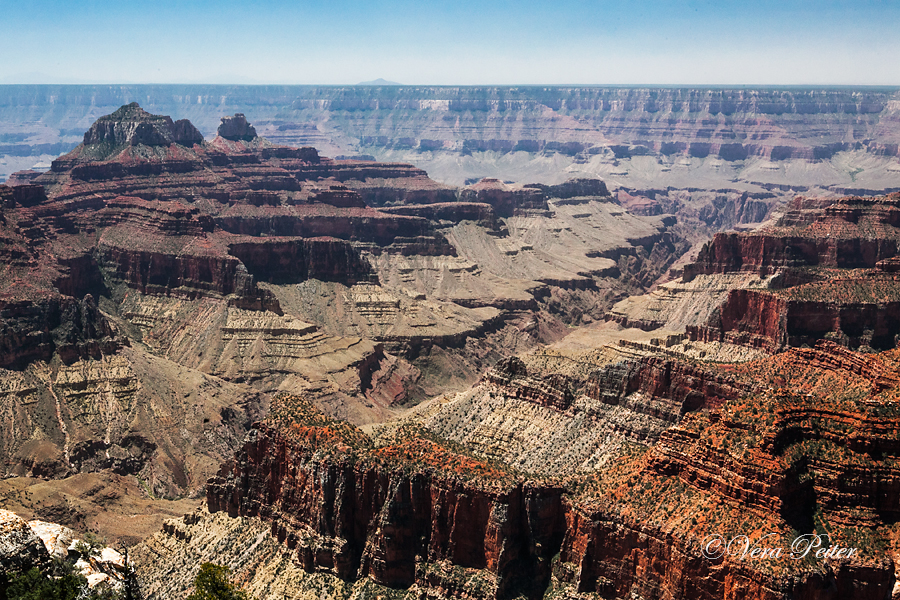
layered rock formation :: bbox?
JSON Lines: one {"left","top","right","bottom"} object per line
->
{"left": 0, "top": 101, "right": 708, "bottom": 542}
{"left": 180, "top": 345, "right": 900, "bottom": 600}
{"left": 80, "top": 102, "right": 204, "bottom": 157}
{"left": 3, "top": 85, "right": 900, "bottom": 193}
{"left": 205, "top": 396, "right": 566, "bottom": 598}
{"left": 10, "top": 98, "right": 898, "bottom": 600}
{"left": 681, "top": 193, "right": 900, "bottom": 352}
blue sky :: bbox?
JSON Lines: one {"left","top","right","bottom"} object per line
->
{"left": 2, "top": 0, "right": 898, "bottom": 85}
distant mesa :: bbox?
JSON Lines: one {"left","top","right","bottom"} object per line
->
{"left": 357, "top": 78, "right": 402, "bottom": 86}
{"left": 217, "top": 113, "right": 258, "bottom": 141}
{"left": 83, "top": 102, "right": 204, "bottom": 151}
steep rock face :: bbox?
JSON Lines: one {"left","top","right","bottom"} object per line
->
{"left": 0, "top": 294, "right": 120, "bottom": 370}
{"left": 227, "top": 238, "right": 374, "bottom": 285}
{"left": 557, "top": 505, "right": 893, "bottom": 600}
{"left": 459, "top": 180, "right": 549, "bottom": 218}
{"left": 217, "top": 113, "right": 258, "bottom": 141}
{"left": 681, "top": 193, "right": 900, "bottom": 352}
{"left": 685, "top": 232, "right": 900, "bottom": 278}
{"left": 691, "top": 284, "right": 900, "bottom": 352}
{"left": 99, "top": 240, "right": 269, "bottom": 303}
{"left": 207, "top": 398, "right": 566, "bottom": 597}
{"left": 585, "top": 354, "right": 750, "bottom": 414}
{"left": 688, "top": 289, "right": 788, "bottom": 351}
{"left": 0, "top": 183, "right": 47, "bottom": 207}
{"left": 202, "top": 364, "right": 900, "bottom": 600}
{"left": 686, "top": 194, "right": 900, "bottom": 279}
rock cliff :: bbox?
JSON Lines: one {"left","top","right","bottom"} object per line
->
{"left": 682, "top": 193, "right": 900, "bottom": 352}
{"left": 206, "top": 395, "right": 566, "bottom": 597}
{"left": 192, "top": 354, "right": 900, "bottom": 600}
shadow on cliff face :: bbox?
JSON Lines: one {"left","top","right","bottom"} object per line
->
{"left": 227, "top": 238, "right": 376, "bottom": 286}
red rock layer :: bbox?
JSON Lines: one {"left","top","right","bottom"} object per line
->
{"left": 484, "top": 354, "right": 748, "bottom": 424}
{"left": 0, "top": 105, "right": 500, "bottom": 372}
{"left": 648, "top": 342, "right": 900, "bottom": 527}
{"left": 684, "top": 193, "right": 900, "bottom": 351}
{"left": 591, "top": 354, "right": 748, "bottom": 410}
{"left": 685, "top": 194, "right": 900, "bottom": 280}
{"left": 207, "top": 377, "right": 899, "bottom": 599}
{"left": 207, "top": 408, "right": 566, "bottom": 597}
{"left": 558, "top": 504, "right": 893, "bottom": 600}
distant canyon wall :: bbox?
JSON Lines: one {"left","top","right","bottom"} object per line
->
{"left": 2, "top": 85, "right": 900, "bottom": 187}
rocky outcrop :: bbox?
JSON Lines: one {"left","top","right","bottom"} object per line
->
{"left": 482, "top": 357, "right": 579, "bottom": 411}
{"left": 204, "top": 369, "right": 900, "bottom": 600}
{"left": 0, "top": 510, "right": 52, "bottom": 581}
{"left": 459, "top": 180, "right": 549, "bottom": 218}
{"left": 687, "top": 288, "right": 788, "bottom": 351}
{"left": 0, "top": 294, "right": 121, "bottom": 369}
{"left": 0, "top": 511, "right": 135, "bottom": 593}
{"left": 456, "top": 178, "right": 610, "bottom": 218}
{"left": 686, "top": 194, "right": 900, "bottom": 279}
{"left": 0, "top": 183, "right": 47, "bottom": 207}
{"left": 207, "top": 398, "right": 566, "bottom": 597}
{"left": 217, "top": 113, "right": 258, "bottom": 141}
{"left": 81, "top": 102, "right": 203, "bottom": 155}
{"left": 688, "top": 277, "right": 900, "bottom": 352}
{"left": 97, "top": 235, "right": 283, "bottom": 311}
{"left": 684, "top": 232, "right": 900, "bottom": 279}
{"left": 680, "top": 194, "right": 900, "bottom": 352}
{"left": 642, "top": 342, "right": 900, "bottom": 529}
{"left": 586, "top": 354, "right": 750, "bottom": 414}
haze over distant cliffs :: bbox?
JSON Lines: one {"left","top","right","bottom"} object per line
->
{"left": 1, "top": 85, "right": 899, "bottom": 192}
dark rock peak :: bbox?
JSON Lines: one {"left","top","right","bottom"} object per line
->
{"left": 217, "top": 113, "right": 258, "bottom": 141}
{"left": 82, "top": 102, "right": 204, "bottom": 151}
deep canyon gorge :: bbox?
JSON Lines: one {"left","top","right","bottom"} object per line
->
{"left": 1, "top": 85, "right": 900, "bottom": 599}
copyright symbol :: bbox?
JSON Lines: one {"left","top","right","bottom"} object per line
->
{"left": 701, "top": 534, "right": 727, "bottom": 560}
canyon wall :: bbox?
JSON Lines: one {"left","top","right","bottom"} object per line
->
{"left": 3, "top": 85, "right": 899, "bottom": 191}
{"left": 198, "top": 364, "right": 900, "bottom": 600}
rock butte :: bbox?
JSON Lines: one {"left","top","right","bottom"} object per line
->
{"left": 2, "top": 103, "right": 900, "bottom": 599}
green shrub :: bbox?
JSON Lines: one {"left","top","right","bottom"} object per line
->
{"left": 187, "top": 563, "right": 251, "bottom": 600}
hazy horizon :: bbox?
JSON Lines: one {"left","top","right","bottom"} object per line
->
{"left": 3, "top": 1, "right": 899, "bottom": 86}
{"left": 2, "top": 82, "right": 900, "bottom": 90}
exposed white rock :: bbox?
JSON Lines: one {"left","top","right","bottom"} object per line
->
{"left": 28, "top": 520, "right": 75, "bottom": 560}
